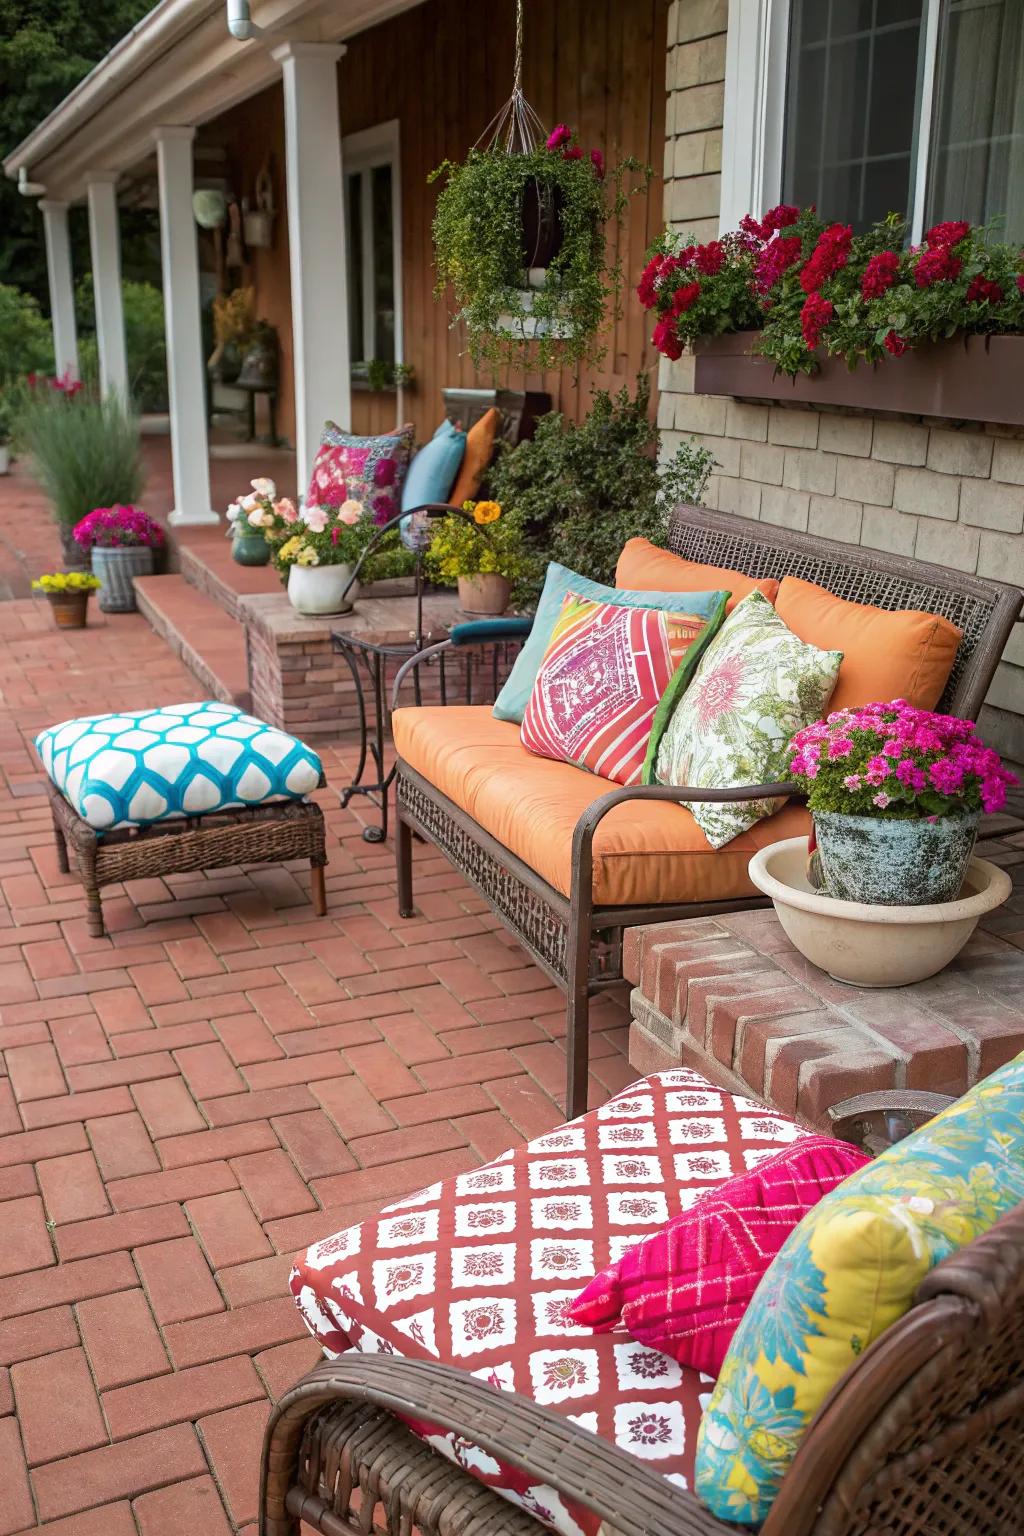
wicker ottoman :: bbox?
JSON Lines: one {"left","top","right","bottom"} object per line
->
{"left": 36, "top": 702, "right": 329, "bottom": 937}
{"left": 48, "top": 782, "right": 328, "bottom": 937}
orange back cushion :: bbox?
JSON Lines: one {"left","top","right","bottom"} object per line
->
{"left": 615, "top": 538, "right": 780, "bottom": 613}
{"left": 774, "top": 575, "right": 962, "bottom": 712}
{"left": 448, "top": 408, "right": 501, "bottom": 507}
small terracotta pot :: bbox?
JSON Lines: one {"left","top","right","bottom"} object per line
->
{"left": 458, "top": 573, "right": 511, "bottom": 616}
{"left": 46, "top": 591, "right": 90, "bottom": 630}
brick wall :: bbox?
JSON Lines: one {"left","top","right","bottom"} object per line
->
{"left": 660, "top": 0, "right": 1024, "bottom": 761}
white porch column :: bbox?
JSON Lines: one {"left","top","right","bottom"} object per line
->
{"left": 154, "top": 125, "right": 216, "bottom": 526}
{"left": 86, "top": 175, "right": 128, "bottom": 400}
{"left": 39, "top": 200, "right": 79, "bottom": 380}
{"left": 273, "top": 41, "right": 351, "bottom": 494}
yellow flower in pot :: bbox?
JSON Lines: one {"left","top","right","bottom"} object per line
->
{"left": 33, "top": 571, "right": 102, "bottom": 630}
{"left": 425, "top": 502, "right": 524, "bottom": 616}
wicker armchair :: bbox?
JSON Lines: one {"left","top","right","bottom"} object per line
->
{"left": 391, "top": 506, "right": 1023, "bottom": 1118}
{"left": 261, "top": 1090, "right": 1024, "bottom": 1536}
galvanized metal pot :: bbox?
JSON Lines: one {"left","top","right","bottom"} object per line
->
{"left": 814, "top": 809, "right": 980, "bottom": 906}
{"left": 91, "top": 545, "right": 154, "bottom": 613}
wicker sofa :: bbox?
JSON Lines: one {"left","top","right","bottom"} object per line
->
{"left": 389, "top": 506, "right": 1023, "bottom": 1119}
{"left": 261, "top": 1082, "right": 1024, "bottom": 1536}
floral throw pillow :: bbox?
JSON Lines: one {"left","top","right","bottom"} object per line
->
{"left": 521, "top": 593, "right": 719, "bottom": 787}
{"left": 652, "top": 591, "right": 842, "bottom": 847}
{"left": 305, "top": 422, "right": 415, "bottom": 526}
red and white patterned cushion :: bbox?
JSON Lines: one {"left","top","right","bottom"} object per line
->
{"left": 290, "top": 1069, "right": 811, "bottom": 1536}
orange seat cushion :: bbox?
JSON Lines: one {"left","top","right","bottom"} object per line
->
{"left": 393, "top": 705, "right": 809, "bottom": 907}
{"left": 615, "top": 538, "right": 780, "bottom": 613}
{"left": 448, "top": 407, "right": 500, "bottom": 506}
{"left": 774, "top": 575, "right": 962, "bottom": 713}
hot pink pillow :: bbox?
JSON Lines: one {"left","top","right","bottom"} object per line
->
{"left": 305, "top": 422, "right": 414, "bottom": 526}
{"left": 568, "top": 1135, "right": 869, "bottom": 1376}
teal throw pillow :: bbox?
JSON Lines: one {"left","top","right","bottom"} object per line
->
{"left": 493, "top": 561, "right": 729, "bottom": 725}
{"left": 400, "top": 420, "right": 466, "bottom": 553}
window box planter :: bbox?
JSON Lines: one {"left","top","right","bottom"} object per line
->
{"left": 693, "top": 332, "right": 1024, "bottom": 426}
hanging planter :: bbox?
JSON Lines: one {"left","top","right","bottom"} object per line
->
{"left": 429, "top": 2, "right": 649, "bottom": 372}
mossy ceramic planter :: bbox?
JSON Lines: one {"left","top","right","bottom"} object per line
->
{"left": 814, "top": 809, "right": 980, "bottom": 906}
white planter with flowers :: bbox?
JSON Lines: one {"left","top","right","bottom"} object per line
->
{"left": 287, "top": 562, "right": 359, "bottom": 616}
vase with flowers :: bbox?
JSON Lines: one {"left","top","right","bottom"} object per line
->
{"left": 788, "top": 701, "right": 1018, "bottom": 906}
{"left": 32, "top": 571, "right": 101, "bottom": 630}
{"left": 225, "top": 477, "right": 282, "bottom": 565}
{"left": 266, "top": 497, "right": 374, "bottom": 616}
{"left": 72, "top": 504, "right": 164, "bottom": 612}
{"left": 424, "top": 500, "right": 523, "bottom": 615}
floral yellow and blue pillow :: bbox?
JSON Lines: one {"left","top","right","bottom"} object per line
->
{"left": 693, "top": 1052, "right": 1024, "bottom": 1523}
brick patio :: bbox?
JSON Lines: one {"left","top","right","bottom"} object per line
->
{"left": 0, "top": 459, "right": 632, "bottom": 1533}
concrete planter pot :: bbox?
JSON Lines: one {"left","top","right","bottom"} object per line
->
{"left": 91, "top": 545, "right": 154, "bottom": 613}
{"left": 457, "top": 573, "right": 511, "bottom": 616}
{"left": 287, "top": 562, "right": 358, "bottom": 616}
{"left": 814, "top": 809, "right": 980, "bottom": 906}
{"left": 749, "top": 837, "right": 1011, "bottom": 987}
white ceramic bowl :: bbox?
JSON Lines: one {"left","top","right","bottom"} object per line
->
{"left": 748, "top": 837, "right": 1012, "bottom": 988}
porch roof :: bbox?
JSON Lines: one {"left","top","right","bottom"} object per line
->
{"left": 1, "top": 0, "right": 423, "bottom": 201}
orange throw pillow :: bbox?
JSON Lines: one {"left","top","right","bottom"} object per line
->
{"left": 775, "top": 575, "right": 962, "bottom": 712}
{"left": 615, "top": 538, "right": 780, "bottom": 612}
{"left": 448, "top": 407, "right": 500, "bottom": 506}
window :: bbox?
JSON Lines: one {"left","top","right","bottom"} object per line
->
{"left": 720, "top": 0, "right": 1024, "bottom": 243}
{"left": 343, "top": 120, "right": 403, "bottom": 374}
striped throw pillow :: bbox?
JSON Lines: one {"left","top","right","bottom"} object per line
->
{"left": 520, "top": 593, "right": 718, "bottom": 786}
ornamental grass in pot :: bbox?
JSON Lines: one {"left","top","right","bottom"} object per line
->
{"left": 73, "top": 505, "right": 164, "bottom": 613}
{"left": 32, "top": 571, "right": 101, "bottom": 630}
{"left": 788, "top": 701, "right": 1018, "bottom": 905}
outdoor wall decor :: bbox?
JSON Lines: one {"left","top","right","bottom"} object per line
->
{"left": 430, "top": 0, "right": 650, "bottom": 371}
{"left": 639, "top": 207, "right": 1024, "bottom": 419}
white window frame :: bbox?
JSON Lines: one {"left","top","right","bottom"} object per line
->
{"left": 342, "top": 118, "right": 404, "bottom": 369}
{"left": 720, "top": 0, "right": 945, "bottom": 244}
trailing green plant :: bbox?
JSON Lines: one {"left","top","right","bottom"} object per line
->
{"left": 424, "top": 501, "right": 528, "bottom": 585}
{"left": 430, "top": 124, "right": 650, "bottom": 371}
{"left": 12, "top": 381, "right": 144, "bottom": 533}
{"left": 485, "top": 375, "right": 715, "bottom": 604}
{"left": 0, "top": 283, "right": 54, "bottom": 383}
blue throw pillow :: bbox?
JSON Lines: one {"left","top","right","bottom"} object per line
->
{"left": 492, "top": 562, "right": 730, "bottom": 724}
{"left": 401, "top": 419, "right": 465, "bottom": 518}
{"left": 35, "top": 702, "right": 322, "bottom": 831}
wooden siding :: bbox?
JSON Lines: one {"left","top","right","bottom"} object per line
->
{"left": 205, "top": 0, "right": 668, "bottom": 450}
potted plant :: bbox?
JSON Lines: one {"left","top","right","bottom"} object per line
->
{"left": 424, "top": 500, "right": 522, "bottom": 615}
{"left": 269, "top": 498, "right": 375, "bottom": 617}
{"left": 31, "top": 571, "right": 101, "bottom": 629}
{"left": 788, "top": 700, "right": 1017, "bottom": 905}
{"left": 10, "top": 378, "right": 144, "bottom": 565}
{"left": 225, "top": 477, "right": 284, "bottom": 565}
{"left": 209, "top": 286, "right": 257, "bottom": 382}
{"left": 73, "top": 504, "right": 164, "bottom": 612}
{"left": 431, "top": 125, "right": 649, "bottom": 371}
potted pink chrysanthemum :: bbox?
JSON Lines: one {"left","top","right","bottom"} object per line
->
{"left": 73, "top": 504, "right": 164, "bottom": 612}
{"left": 788, "top": 700, "right": 1017, "bottom": 905}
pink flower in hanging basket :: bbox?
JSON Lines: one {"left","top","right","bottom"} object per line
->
{"left": 546, "top": 124, "right": 572, "bottom": 151}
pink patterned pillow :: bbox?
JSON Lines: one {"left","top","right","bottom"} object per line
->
{"left": 568, "top": 1135, "right": 869, "bottom": 1376}
{"left": 305, "top": 422, "right": 414, "bottom": 526}
{"left": 520, "top": 593, "right": 715, "bottom": 787}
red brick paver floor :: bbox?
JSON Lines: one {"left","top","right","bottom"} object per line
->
{"left": 0, "top": 575, "right": 631, "bottom": 1524}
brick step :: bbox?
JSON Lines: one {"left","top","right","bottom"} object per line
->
{"left": 133, "top": 574, "right": 251, "bottom": 710}
{"left": 171, "top": 526, "right": 280, "bottom": 622}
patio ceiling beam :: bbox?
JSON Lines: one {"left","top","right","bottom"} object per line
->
{"left": 86, "top": 175, "right": 129, "bottom": 400}
{"left": 38, "top": 201, "right": 79, "bottom": 381}
{"left": 154, "top": 126, "right": 218, "bottom": 527}
{"left": 274, "top": 39, "right": 352, "bottom": 493}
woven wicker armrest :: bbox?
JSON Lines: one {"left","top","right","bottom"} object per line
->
{"left": 571, "top": 780, "right": 806, "bottom": 861}
{"left": 828, "top": 1089, "right": 956, "bottom": 1152}
{"left": 262, "top": 1354, "right": 735, "bottom": 1536}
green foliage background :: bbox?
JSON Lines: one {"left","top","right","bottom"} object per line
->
{"left": 0, "top": 1, "right": 156, "bottom": 305}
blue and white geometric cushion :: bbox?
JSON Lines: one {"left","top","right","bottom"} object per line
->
{"left": 35, "top": 701, "right": 323, "bottom": 832}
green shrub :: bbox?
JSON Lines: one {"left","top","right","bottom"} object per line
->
{"left": 76, "top": 275, "right": 168, "bottom": 412}
{"left": 485, "top": 374, "right": 715, "bottom": 605}
{"left": 13, "top": 384, "right": 145, "bottom": 533}
{"left": 0, "top": 283, "right": 53, "bottom": 382}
